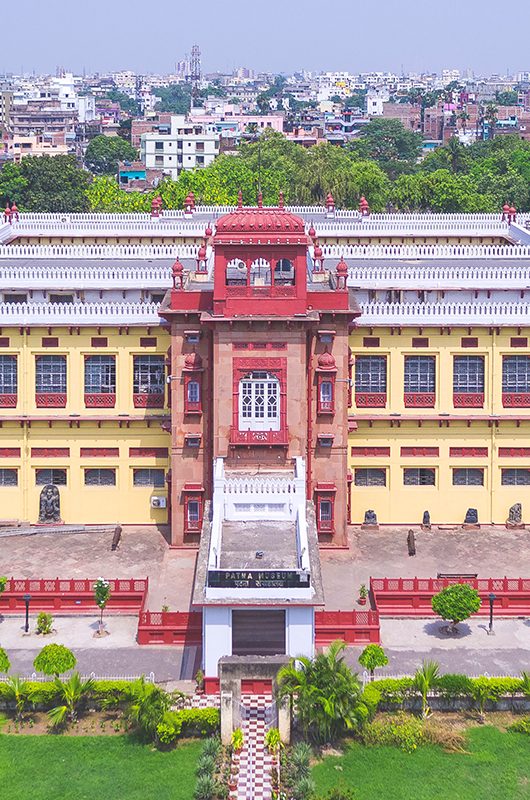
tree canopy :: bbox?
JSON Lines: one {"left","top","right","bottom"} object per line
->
{"left": 0, "top": 155, "right": 90, "bottom": 212}
{"left": 431, "top": 584, "right": 482, "bottom": 631}
{"left": 349, "top": 118, "right": 423, "bottom": 178}
{"left": 34, "top": 644, "right": 77, "bottom": 677}
{"left": 155, "top": 85, "right": 192, "bottom": 114}
{"left": 85, "top": 135, "right": 138, "bottom": 176}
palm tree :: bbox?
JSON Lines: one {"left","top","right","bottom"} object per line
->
{"left": 458, "top": 110, "right": 470, "bottom": 134}
{"left": 4, "top": 676, "right": 30, "bottom": 721}
{"left": 413, "top": 661, "right": 440, "bottom": 719}
{"left": 47, "top": 672, "right": 95, "bottom": 728}
{"left": 446, "top": 137, "right": 465, "bottom": 172}
{"left": 121, "top": 676, "right": 171, "bottom": 740}
{"left": 277, "top": 640, "right": 366, "bottom": 744}
{"left": 484, "top": 103, "right": 498, "bottom": 140}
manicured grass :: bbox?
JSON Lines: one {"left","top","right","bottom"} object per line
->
{"left": 0, "top": 735, "right": 202, "bottom": 800}
{"left": 312, "top": 727, "right": 530, "bottom": 800}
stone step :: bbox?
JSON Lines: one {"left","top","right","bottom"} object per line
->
{"left": 0, "top": 524, "right": 116, "bottom": 539}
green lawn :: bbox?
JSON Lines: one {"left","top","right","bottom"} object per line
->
{"left": 0, "top": 735, "right": 201, "bottom": 800}
{"left": 312, "top": 727, "right": 530, "bottom": 800}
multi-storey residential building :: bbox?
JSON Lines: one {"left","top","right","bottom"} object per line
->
{"left": 0, "top": 90, "right": 13, "bottom": 132}
{"left": 140, "top": 114, "right": 220, "bottom": 179}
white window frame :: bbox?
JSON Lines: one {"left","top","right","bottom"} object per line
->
{"left": 238, "top": 372, "right": 280, "bottom": 432}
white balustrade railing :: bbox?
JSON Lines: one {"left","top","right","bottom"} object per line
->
{"left": 0, "top": 222, "right": 14, "bottom": 244}
{"left": 10, "top": 219, "right": 208, "bottom": 235}
{"left": 0, "top": 263, "right": 172, "bottom": 288}
{"left": 314, "top": 219, "right": 509, "bottom": 234}
{"left": 324, "top": 243, "right": 530, "bottom": 259}
{"left": 348, "top": 263, "right": 530, "bottom": 289}
{"left": 358, "top": 300, "right": 530, "bottom": 326}
{"left": 0, "top": 301, "right": 161, "bottom": 325}
{"left": 0, "top": 243, "right": 198, "bottom": 259}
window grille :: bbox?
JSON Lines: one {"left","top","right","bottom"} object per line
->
{"left": 49, "top": 294, "right": 74, "bottom": 304}
{"left": 355, "top": 356, "right": 387, "bottom": 393}
{"left": 502, "top": 356, "right": 530, "bottom": 394}
{"left": 453, "top": 356, "right": 485, "bottom": 393}
{"left": 84, "top": 356, "right": 116, "bottom": 394}
{"left": 452, "top": 468, "right": 484, "bottom": 486}
{"left": 0, "top": 468, "right": 17, "bottom": 486}
{"left": 274, "top": 259, "right": 295, "bottom": 285}
{"left": 320, "top": 381, "right": 333, "bottom": 404}
{"left": 84, "top": 469, "right": 116, "bottom": 486}
{"left": 133, "top": 356, "right": 165, "bottom": 394}
{"left": 4, "top": 294, "right": 27, "bottom": 304}
{"left": 133, "top": 469, "right": 165, "bottom": 487}
{"left": 239, "top": 372, "right": 280, "bottom": 431}
{"left": 404, "top": 356, "right": 435, "bottom": 394}
{"left": 403, "top": 468, "right": 435, "bottom": 486}
{"left": 187, "top": 500, "right": 201, "bottom": 525}
{"left": 319, "top": 500, "right": 332, "bottom": 521}
{"left": 35, "top": 355, "right": 66, "bottom": 394}
{"left": 354, "top": 468, "right": 386, "bottom": 487}
{"left": 0, "top": 356, "right": 17, "bottom": 394}
{"left": 36, "top": 469, "right": 67, "bottom": 486}
{"left": 501, "top": 468, "right": 530, "bottom": 486}
{"left": 187, "top": 380, "right": 200, "bottom": 404}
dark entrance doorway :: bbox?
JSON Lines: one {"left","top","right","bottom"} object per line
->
{"left": 232, "top": 610, "right": 286, "bottom": 656}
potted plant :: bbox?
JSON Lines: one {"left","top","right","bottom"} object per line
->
{"left": 231, "top": 727, "right": 244, "bottom": 753}
{"left": 195, "top": 668, "right": 205, "bottom": 694}
{"left": 358, "top": 584, "right": 368, "bottom": 606}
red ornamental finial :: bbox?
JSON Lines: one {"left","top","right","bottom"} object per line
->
{"left": 309, "top": 223, "right": 316, "bottom": 239}
{"left": 237, "top": 189, "right": 243, "bottom": 209}
{"left": 257, "top": 191, "right": 263, "bottom": 208}
{"left": 172, "top": 258, "right": 184, "bottom": 289}
{"left": 205, "top": 222, "right": 213, "bottom": 238}
{"left": 336, "top": 257, "right": 348, "bottom": 289}
{"left": 278, "top": 190, "right": 284, "bottom": 208}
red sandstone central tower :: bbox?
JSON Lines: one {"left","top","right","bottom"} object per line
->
{"left": 160, "top": 199, "right": 358, "bottom": 548}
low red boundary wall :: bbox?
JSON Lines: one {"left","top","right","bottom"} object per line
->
{"left": 315, "top": 610, "right": 380, "bottom": 645}
{"left": 371, "top": 577, "right": 530, "bottom": 617}
{"left": 0, "top": 578, "right": 148, "bottom": 614}
{"left": 137, "top": 610, "right": 202, "bottom": 645}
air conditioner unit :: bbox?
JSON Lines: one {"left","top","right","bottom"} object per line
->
{"left": 151, "top": 496, "right": 167, "bottom": 509}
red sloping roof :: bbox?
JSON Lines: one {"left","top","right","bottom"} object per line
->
{"left": 215, "top": 207, "right": 306, "bottom": 236}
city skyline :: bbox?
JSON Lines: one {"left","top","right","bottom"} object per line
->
{"left": 2, "top": 0, "right": 530, "bottom": 76}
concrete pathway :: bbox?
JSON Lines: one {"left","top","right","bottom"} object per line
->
{"left": 233, "top": 694, "right": 275, "bottom": 800}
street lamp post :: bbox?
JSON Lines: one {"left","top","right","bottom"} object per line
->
{"left": 23, "top": 593, "right": 31, "bottom": 634}
{"left": 487, "top": 592, "right": 496, "bottom": 636}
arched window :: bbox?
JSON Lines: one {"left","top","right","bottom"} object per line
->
{"left": 239, "top": 372, "right": 280, "bottom": 431}
{"left": 249, "top": 258, "right": 271, "bottom": 286}
{"left": 226, "top": 258, "right": 247, "bottom": 286}
{"left": 274, "top": 258, "right": 295, "bottom": 285}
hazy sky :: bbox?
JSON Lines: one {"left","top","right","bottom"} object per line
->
{"left": 2, "top": 0, "right": 529, "bottom": 76}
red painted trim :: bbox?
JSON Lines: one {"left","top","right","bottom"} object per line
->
{"left": 404, "top": 393, "right": 435, "bottom": 407}
{"left": 317, "top": 373, "right": 335, "bottom": 415}
{"left": 400, "top": 446, "right": 439, "bottom": 457}
{"left": 1, "top": 578, "right": 147, "bottom": 614}
{"left": 137, "top": 609, "right": 202, "bottom": 645}
{"left": 0, "top": 394, "right": 17, "bottom": 407}
{"left": 351, "top": 446, "right": 390, "bottom": 456}
{"left": 0, "top": 447, "right": 20, "bottom": 457}
{"left": 31, "top": 447, "right": 70, "bottom": 457}
{"left": 231, "top": 357, "right": 287, "bottom": 446}
{"left": 184, "top": 373, "right": 202, "bottom": 414}
{"left": 133, "top": 393, "right": 164, "bottom": 408}
{"left": 84, "top": 393, "right": 116, "bottom": 408}
{"left": 204, "top": 677, "right": 220, "bottom": 694}
{"left": 355, "top": 392, "right": 386, "bottom": 408}
{"left": 80, "top": 447, "right": 120, "bottom": 457}
{"left": 450, "top": 447, "right": 488, "bottom": 457}
{"left": 502, "top": 393, "right": 530, "bottom": 407}
{"left": 453, "top": 393, "right": 484, "bottom": 408}
{"left": 315, "top": 610, "right": 380, "bottom": 645}
{"left": 129, "top": 447, "right": 169, "bottom": 458}
{"left": 499, "top": 447, "right": 530, "bottom": 457}
{"left": 36, "top": 393, "right": 67, "bottom": 408}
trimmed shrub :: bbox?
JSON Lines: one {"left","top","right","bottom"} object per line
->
{"left": 36, "top": 612, "right": 53, "bottom": 635}
{"left": 196, "top": 754, "right": 216, "bottom": 778}
{"left": 509, "top": 717, "right": 530, "bottom": 735}
{"left": 33, "top": 644, "right": 76, "bottom": 676}
{"left": 361, "top": 712, "right": 424, "bottom": 753}
{"left": 0, "top": 647, "right": 10, "bottom": 674}
{"left": 436, "top": 673, "right": 474, "bottom": 699}
{"left": 194, "top": 775, "right": 216, "bottom": 800}
{"left": 361, "top": 684, "right": 382, "bottom": 718}
{"left": 370, "top": 677, "right": 414, "bottom": 705}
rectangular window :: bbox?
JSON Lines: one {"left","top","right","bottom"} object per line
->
{"left": 133, "top": 355, "right": 165, "bottom": 408}
{"left": 84, "top": 468, "right": 116, "bottom": 486}
{"left": 317, "top": 495, "right": 335, "bottom": 533}
{"left": 155, "top": 141, "right": 164, "bottom": 150}
{"left": 317, "top": 376, "right": 334, "bottom": 414}
{"left": 0, "top": 468, "right": 17, "bottom": 486}
{"left": 355, "top": 355, "right": 386, "bottom": 406}
{"left": 184, "top": 496, "right": 203, "bottom": 532}
{"left": 133, "top": 468, "right": 165, "bottom": 487}
{"left": 36, "top": 468, "right": 67, "bottom": 486}
{"left": 184, "top": 376, "right": 202, "bottom": 413}
{"left": 0, "top": 355, "right": 17, "bottom": 395}
{"left": 35, "top": 355, "right": 66, "bottom": 407}
{"left": 452, "top": 468, "right": 484, "bottom": 486}
{"left": 84, "top": 356, "right": 116, "bottom": 394}
{"left": 49, "top": 294, "right": 74, "bottom": 304}
{"left": 4, "top": 293, "right": 27, "bottom": 304}
{"left": 501, "top": 468, "right": 530, "bottom": 486}
{"left": 453, "top": 355, "right": 485, "bottom": 407}
{"left": 502, "top": 355, "right": 530, "bottom": 401}
{"left": 403, "top": 468, "right": 435, "bottom": 486}
{"left": 354, "top": 468, "right": 386, "bottom": 487}
{"left": 404, "top": 356, "right": 435, "bottom": 393}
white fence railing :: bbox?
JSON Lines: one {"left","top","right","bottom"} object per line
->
{"left": 0, "top": 301, "right": 161, "bottom": 325}
{"left": 358, "top": 300, "right": 530, "bottom": 326}
{"left": 348, "top": 263, "right": 530, "bottom": 289}
{"left": 0, "top": 243, "right": 197, "bottom": 260}
{"left": 324, "top": 243, "right": 530, "bottom": 259}
{"left": 0, "top": 263, "right": 172, "bottom": 288}
{"left": 10, "top": 219, "right": 208, "bottom": 236}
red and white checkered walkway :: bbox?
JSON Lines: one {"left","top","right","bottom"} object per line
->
{"left": 232, "top": 694, "right": 277, "bottom": 800}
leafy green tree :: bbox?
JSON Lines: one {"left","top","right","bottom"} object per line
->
{"left": 0, "top": 163, "right": 28, "bottom": 207}
{"left": 413, "top": 660, "right": 440, "bottom": 718}
{"left": 431, "top": 583, "right": 481, "bottom": 633}
{"left": 348, "top": 118, "right": 422, "bottom": 178}
{"left": 17, "top": 155, "right": 90, "bottom": 212}
{"left": 47, "top": 672, "right": 95, "bottom": 728}
{"left": 358, "top": 644, "right": 389, "bottom": 679}
{"left": 33, "top": 643, "right": 76, "bottom": 677}
{"left": 155, "top": 85, "right": 192, "bottom": 114}
{"left": 0, "top": 646, "right": 10, "bottom": 673}
{"left": 495, "top": 90, "right": 519, "bottom": 106}
{"left": 85, "top": 135, "right": 138, "bottom": 176}
{"left": 105, "top": 88, "right": 140, "bottom": 116}
{"left": 277, "top": 640, "right": 368, "bottom": 744}
{"left": 94, "top": 577, "right": 111, "bottom": 634}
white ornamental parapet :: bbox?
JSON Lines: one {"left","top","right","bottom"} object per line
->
{"left": 348, "top": 263, "right": 530, "bottom": 289}
{"left": 324, "top": 243, "right": 530, "bottom": 259}
{"left": 0, "top": 243, "right": 199, "bottom": 259}
{"left": 0, "top": 301, "right": 161, "bottom": 326}
{"left": 358, "top": 300, "right": 530, "bottom": 326}
{"left": 0, "top": 263, "right": 172, "bottom": 289}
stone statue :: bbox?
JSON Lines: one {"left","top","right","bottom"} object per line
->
{"left": 506, "top": 503, "right": 524, "bottom": 529}
{"left": 363, "top": 509, "right": 377, "bottom": 525}
{"left": 407, "top": 529, "right": 416, "bottom": 556}
{"left": 422, "top": 510, "right": 431, "bottom": 530}
{"left": 464, "top": 508, "right": 478, "bottom": 525}
{"left": 38, "top": 484, "right": 61, "bottom": 524}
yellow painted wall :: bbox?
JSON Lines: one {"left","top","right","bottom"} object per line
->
{"left": 348, "top": 326, "right": 530, "bottom": 525}
{"left": 0, "top": 327, "right": 171, "bottom": 525}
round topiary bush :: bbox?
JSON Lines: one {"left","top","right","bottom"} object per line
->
{"left": 33, "top": 643, "right": 76, "bottom": 676}
{"left": 431, "top": 583, "right": 481, "bottom": 633}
